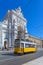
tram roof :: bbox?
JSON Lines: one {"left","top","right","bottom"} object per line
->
{"left": 15, "top": 39, "right": 36, "bottom": 44}
{"left": 20, "top": 40, "right": 36, "bottom": 44}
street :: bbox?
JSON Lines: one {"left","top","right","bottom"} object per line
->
{"left": 0, "top": 49, "right": 43, "bottom": 65}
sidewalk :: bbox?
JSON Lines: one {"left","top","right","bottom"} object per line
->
{"left": 22, "top": 56, "right": 43, "bottom": 65}
{"left": 37, "top": 48, "right": 43, "bottom": 50}
{"left": 0, "top": 49, "right": 14, "bottom": 54}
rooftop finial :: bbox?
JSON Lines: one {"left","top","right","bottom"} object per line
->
{"left": 16, "top": 7, "right": 21, "bottom": 12}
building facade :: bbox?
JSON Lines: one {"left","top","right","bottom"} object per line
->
{"left": 0, "top": 7, "right": 28, "bottom": 49}
{"left": 28, "top": 35, "right": 42, "bottom": 48}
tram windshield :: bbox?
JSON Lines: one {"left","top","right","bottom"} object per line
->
{"left": 14, "top": 39, "right": 20, "bottom": 47}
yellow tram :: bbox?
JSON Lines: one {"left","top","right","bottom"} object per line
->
{"left": 14, "top": 39, "right": 37, "bottom": 54}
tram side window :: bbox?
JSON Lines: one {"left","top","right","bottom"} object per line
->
{"left": 29, "top": 44, "right": 35, "bottom": 48}
{"left": 25, "top": 44, "right": 29, "bottom": 48}
{"left": 25, "top": 44, "right": 35, "bottom": 48}
{"left": 32, "top": 44, "right": 35, "bottom": 47}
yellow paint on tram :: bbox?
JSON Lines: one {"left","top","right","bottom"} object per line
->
{"left": 14, "top": 47, "right": 37, "bottom": 54}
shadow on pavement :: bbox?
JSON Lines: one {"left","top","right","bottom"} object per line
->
{"left": 1, "top": 52, "right": 34, "bottom": 56}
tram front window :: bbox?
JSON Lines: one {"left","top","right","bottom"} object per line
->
{"left": 21, "top": 43, "right": 24, "bottom": 48}
{"left": 14, "top": 43, "right": 20, "bottom": 48}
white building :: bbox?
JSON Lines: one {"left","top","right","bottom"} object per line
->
{"left": 0, "top": 7, "right": 28, "bottom": 49}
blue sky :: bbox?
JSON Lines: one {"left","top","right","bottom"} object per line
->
{"left": 0, "top": 0, "right": 43, "bottom": 38}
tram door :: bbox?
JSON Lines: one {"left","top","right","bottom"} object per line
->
{"left": 21, "top": 43, "right": 24, "bottom": 53}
